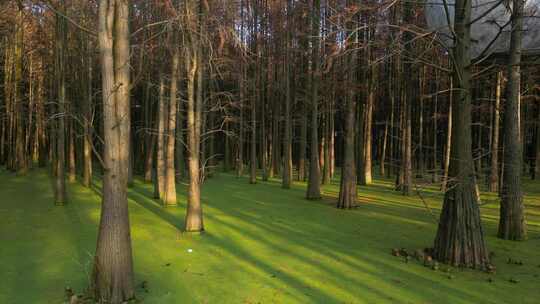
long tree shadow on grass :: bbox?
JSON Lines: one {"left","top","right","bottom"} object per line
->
{"left": 208, "top": 182, "right": 498, "bottom": 303}
{"left": 201, "top": 208, "right": 494, "bottom": 304}
{"left": 122, "top": 172, "right": 498, "bottom": 303}
{"left": 128, "top": 187, "right": 185, "bottom": 231}
{"left": 0, "top": 170, "right": 94, "bottom": 303}
{"left": 88, "top": 177, "right": 185, "bottom": 231}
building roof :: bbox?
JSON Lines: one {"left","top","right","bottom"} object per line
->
{"left": 424, "top": 0, "right": 540, "bottom": 59}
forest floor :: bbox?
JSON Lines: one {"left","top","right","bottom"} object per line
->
{"left": 1, "top": 168, "right": 539, "bottom": 304}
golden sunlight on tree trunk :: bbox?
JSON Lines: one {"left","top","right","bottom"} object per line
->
{"left": 91, "top": 0, "right": 135, "bottom": 302}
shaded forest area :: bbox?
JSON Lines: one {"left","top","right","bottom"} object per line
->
{"left": 1, "top": 0, "right": 539, "bottom": 303}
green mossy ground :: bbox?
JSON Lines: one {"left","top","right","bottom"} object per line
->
{"left": 1, "top": 168, "right": 539, "bottom": 303}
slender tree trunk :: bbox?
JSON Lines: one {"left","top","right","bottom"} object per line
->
{"left": 401, "top": 4, "right": 413, "bottom": 195}
{"left": 184, "top": 0, "right": 204, "bottom": 232}
{"left": 337, "top": 23, "right": 357, "bottom": 208}
{"left": 250, "top": 85, "right": 257, "bottom": 184}
{"left": 388, "top": 81, "right": 395, "bottom": 179}
{"left": 306, "top": 0, "right": 321, "bottom": 200}
{"left": 283, "top": 10, "right": 293, "bottom": 188}
{"left": 432, "top": 72, "right": 439, "bottom": 182}
{"left": 1, "top": 36, "right": 10, "bottom": 166}
{"left": 163, "top": 45, "right": 179, "bottom": 206}
{"left": 54, "top": 5, "right": 66, "bottom": 204}
{"left": 248, "top": 20, "right": 258, "bottom": 185}
{"left": 298, "top": 101, "right": 307, "bottom": 182}
{"left": 329, "top": 103, "right": 335, "bottom": 178}
{"left": 271, "top": 97, "right": 281, "bottom": 177}
{"left": 13, "top": 4, "right": 26, "bottom": 173}
{"left": 441, "top": 80, "right": 453, "bottom": 192}
{"left": 35, "top": 59, "right": 46, "bottom": 167}
{"left": 82, "top": 40, "right": 93, "bottom": 187}
{"left": 68, "top": 120, "right": 76, "bottom": 182}
{"left": 282, "top": 73, "right": 292, "bottom": 187}
{"left": 237, "top": 67, "right": 244, "bottom": 177}
{"left": 154, "top": 76, "right": 166, "bottom": 199}
{"left": 533, "top": 104, "right": 540, "bottom": 179}
{"left": 322, "top": 107, "right": 331, "bottom": 185}
{"left": 417, "top": 66, "right": 426, "bottom": 178}
{"left": 92, "top": 1, "right": 135, "bottom": 301}
{"left": 357, "top": 102, "right": 365, "bottom": 185}
{"left": 363, "top": 85, "right": 374, "bottom": 185}
{"left": 498, "top": 0, "right": 526, "bottom": 240}
{"left": 261, "top": 100, "right": 269, "bottom": 181}
{"left": 26, "top": 57, "right": 35, "bottom": 167}
{"left": 143, "top": 80, "right": 154, "bottom": 182}
{"left": 176, "top": 88, "right": 185, "bottom": 181}
{"left": 319, "top": 127, "right": 325, "bottom": 176}
{"left": 380, "top": 117, "right": 389, "bottom": 176}
{"left": 402, "top": 91, "right": 412, "bottom": 196}
{"left": 489, "top": 72, "right": 501, "bottom": 191}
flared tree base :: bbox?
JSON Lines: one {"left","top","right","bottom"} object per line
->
{"left": 433, "top": 182, "right": 490, "bottom": 269}
{"left": 337, "top": 184, "right": 356, "bottom": 209}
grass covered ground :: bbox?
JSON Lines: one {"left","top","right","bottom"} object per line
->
{"left": 1, "top": 168, "right": 539, "bottom": 304}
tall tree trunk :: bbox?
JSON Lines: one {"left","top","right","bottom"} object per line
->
{"left": 176, "top": 87, "right": 185, "bottom": 181}
{"left": 322, "top": 107, "right": 331, "bottom": 185}
{"left": 388, "top": 77, "right": 395, "bottom": 179}
{"left": 306, "top": 0, "right": 321, "bottom": 200}
{"left": 488, "top": 71, "right": 501, "bottom": 191}
{"left": 298, "top": 102, "right": 307, "bottom": 182}
{"left": 283, "top": 10, "right": 293, "bottom": 188}
{"left": 401, "top": 4, "right": 413, "bottom": 195}
{"left": 402, "top": 88, "right": 412, "bottom": 196}
{"left": 248, "top": 21, "right": 258, "bottom": 184}
{"left": 13, "top": 4, "right": 26, "bottom": 173}
{"left": 363, "top": 84, "right": 374, "bottom": 185}
{"left": 26, "top": 57, "right": 35, "bottom": 167}
{"left": 319, "top": 127, "right": 325, "bottom": 176}
{"left": 261, "top": 100, "right": 269, "bottom": 181}
{"left": 533, "top": 104, "right": 540, "bottom": 179}
{"left": 68, "top": 120, "right": 76, "bottom": 182}
{"left": 337, "top": 21, "right": 357, "bottom": 208}
{"left": 184, "top": 0, "right": 204, "bottom": 232}
{"left": 329, "top": 102, "right": 335, "bottom": 178}
{"left": 433, "top": 0, "right": 490, "bottom": 268}
{"left": 36, "top": 59, "right": 47, "bottom": 167}
{"left": 163, "top": 45, "right": 179, "bottom": 206}
{"left": 441, "top": 79, "right": 453, "bottom": 192}
{"left": 357, "top": 102, "right": 365, "bottom": 185}
{"left": 271, "top": 97, "right": 281, "bottom": 178}
{"left": 154, "top": 76, "right": 166, "bottom": 199}
{"left": 249, "top": 86, "right": 257, "bottom": 184}
{"left": 432, "top": 71, "right": 439, "bottom": 182}
{"left": 127, "top": 137, "right": 134, "bottom": 187}
{"left": 237, "top": 66, "right": 245, "bottom": 177}
{"left": 92, "top": 0, "right": 135, "bottom": 301}
{"left": 498, "top": 0, "right": 526, "bottom": 240}
{"left": 417, "top": 66, "right": 426, "bottom": 178}
{"left": 380, "top": 118, "right": 389, "bottom": 176}
{"left": 82, "top": 39, "right": 93, "bottom": 187}
{"left": 338, "top": 97, "right": 357, "bottom": 209}
{"left": 1, "top": 36, "right": 10, "bottom": 166}
{"left": 54, "top": 5, "right": 66, "bottom": 204}
{"left": 143, "top": 79, "right": 154, "bottom": 182}
{"left": 282, "top": 84, "right": 292, "bottom": 187}
{"left": 261, "top": 56, "right": 269, "bottom": 181}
